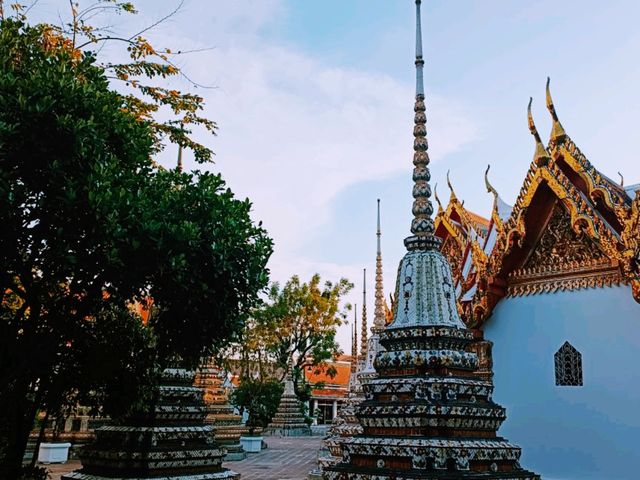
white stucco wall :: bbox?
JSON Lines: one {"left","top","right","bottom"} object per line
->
{"left": 483, "top": 285, "right": 640, "bottom": 480}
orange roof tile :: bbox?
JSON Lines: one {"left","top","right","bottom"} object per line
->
{"left": 305, "top": 361, "right": 352, "bottom": 388}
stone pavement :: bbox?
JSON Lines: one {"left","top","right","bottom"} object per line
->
{"left": 46, "top": 435, "right": 323, "bottom": 480}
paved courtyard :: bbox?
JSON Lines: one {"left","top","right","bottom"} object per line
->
{"left": 47, "top": 435, "right": 323, "bottom": 480}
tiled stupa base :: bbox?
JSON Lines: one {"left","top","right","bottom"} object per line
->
{"left": 195, "top": 361, "right": 248, "bottom": 461}
{"left": 266, "top": 374, "right": 310, "bottom": 437}
{"left": 62, "top": 368, "right": 239, "bottom": 480}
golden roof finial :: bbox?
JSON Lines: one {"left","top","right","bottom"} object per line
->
{"left": 545, "top": 77, "right": 566, "bottom": 143}
{"left": 434, "top": 183, "right": 444, "bottom": 213}
{"left": 446, "top": 169, "right": 457, "bottom": 200}
{"left": 618, "top": 171, "right": 624, "bottom": 188}
{"left": 484, "top": 164, "right": 499, "bottom": 201}
{"left": 528, "top": 97, "right": 551, "bottom": 166}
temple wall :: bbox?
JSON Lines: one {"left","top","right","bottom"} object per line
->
{"left": 483, "top": 285, "right": 640, "bottom": 480}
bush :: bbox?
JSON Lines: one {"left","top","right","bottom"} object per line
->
{"left": 230, "top": 379, "right": 283, "bottom": 434}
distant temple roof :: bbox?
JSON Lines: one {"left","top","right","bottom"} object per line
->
{"left": 436, "top": 79, "right": 640, "bottom": 327}
{"left": 305, "top": 358, "right": 352, "bottom": 399}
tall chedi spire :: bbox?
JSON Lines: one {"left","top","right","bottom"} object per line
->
{"left": 359, "top": 269, "right": 368, "bottom": 362}
{"left": 359, "top": 200, "right": 387, "bottom": 382}
{"left": 351, "top": 305, "right": 358, "bottom": 373}
{"left": 373, "top": 199, "right": 386, "bottom": 332}
{"left": 325, "top": 2, "right": 540, "bottom": 478}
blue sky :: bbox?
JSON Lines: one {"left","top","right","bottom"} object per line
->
{"left": 29, "top": 0, "right": 640, "bottom": 351}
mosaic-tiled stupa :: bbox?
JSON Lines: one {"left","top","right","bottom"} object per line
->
{"left": 195, "top": 359, "right": 247, "bottom": 461}
{"left": 324, "top": 2, "right": 540, "bottom": 479}
{"left": 266, "top": 369, "right": 311, "bottom": 437}
{"left": 311, "top": 307, "right": 366, "bottom": 479}
{"left": 62, "top": 368, "right": 239, "bottom": 480}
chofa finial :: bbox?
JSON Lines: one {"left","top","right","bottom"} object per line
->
{"left": 434, "top": 183, "right": 444, "bottom": 212}
{"left": 618, "top": 171, "right": 624, "bottom": 187}
{"left": 446, "top": 169, "right": 457, "bottom": 200}
{"left": 485, "top": 165, "right": 499, "bottom": 200}
{"left": 546, "top": 77, "right": 566, "bottom": 143}
{"left": 528, "top": 97, "right": 551, "bottom": 166}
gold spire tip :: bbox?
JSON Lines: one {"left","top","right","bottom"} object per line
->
{"left": 528, "top": 96, "right": 551, "bottom": 166}
{"left": 446, "top": 169, "right": 457, "bottom": 199}
{"left": 434, "top": 182, "right": 443, "bottom": 212}
{"left": 485, "top": 164, "right": 499, "bottom": 198}
{"left": 545, "top": 77, "right": 566, "bottom": 141}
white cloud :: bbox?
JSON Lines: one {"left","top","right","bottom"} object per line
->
{"left": 29, "top": 0, "right": 479, "bottom": 351}
{"left": 137, "top": 0, "right": 479, "bottom": 350}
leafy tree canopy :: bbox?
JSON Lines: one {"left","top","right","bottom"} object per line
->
{"left": 228, "top": 274, "right": 352, "bottom": 403}
{"left": 0, "top": 5, "right": 272, "bottom": 475}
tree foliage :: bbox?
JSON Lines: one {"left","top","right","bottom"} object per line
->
{"left": 231, "top": 274, "right": 352, "bottom": 401}
{"left": 0, "top": 10, "right": 272, "bottom": 476}
{"left": 229, "top": 378, "right": 283, "bottom": 434}
{"left": 2, "top": 0, "right": 217, "bottom": 161}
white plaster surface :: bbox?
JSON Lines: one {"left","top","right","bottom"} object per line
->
{"left": 484, "top": 285, "right": 640, "bottom": 480}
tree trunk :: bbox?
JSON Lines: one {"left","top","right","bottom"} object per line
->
{"left": 0, "top": 380, "right": 38, "bottom": 478}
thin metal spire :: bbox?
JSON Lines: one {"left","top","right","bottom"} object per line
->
{"left": 415, "top": 0, "right": 424, "bottom": 96}
{"left": 405, "top": 0, "right": 439, "bottom": 252}
{"left": 360, "top": 269, "right": 368, "bottom": 360}
{"left": 376, "top": 199, "right": 382, "bottom": 255}
{"left": 373, "top": 200, "right": 386, "bottom": 331}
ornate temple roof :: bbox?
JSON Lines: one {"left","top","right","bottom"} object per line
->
{"left": 435, "top": 79, "right": 640, "bottom": 327}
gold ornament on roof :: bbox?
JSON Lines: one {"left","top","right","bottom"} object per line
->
{"left": 528, "top": 97, "right": 551, "bottom": 166}
{"left": 546, "top": 77, "right": 567, "bottom": 144}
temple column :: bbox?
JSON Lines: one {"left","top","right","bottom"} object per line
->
{"left": 312, "top": 400, "right": 318, "bottom": 425}
{"left": 332, "top": 400, "right": 338, "bottom": 420}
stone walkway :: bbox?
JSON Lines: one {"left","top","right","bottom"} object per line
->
{"left": 47, "top": 435, "right": 323, "bottom": 480}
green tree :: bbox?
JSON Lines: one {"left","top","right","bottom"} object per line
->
{"left": 264, "top": 274, "right": 352, "bottom": 386}
{"left": 231, "top": 274, "right": 352, "bottom": 403}
{"left": 229, "top": 379, "right": 283, "bottom": 434}
{"left": 0, "top": 15, "right": 272, "bottom": 477}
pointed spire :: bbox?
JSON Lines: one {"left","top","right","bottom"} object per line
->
{"left": 485, "top": 164, "right": 499, "bottom": 201}
{"left": 528, "top": 97, "right": 551, "bottom": 166}
{"left": 446, "top": 169, "right": 458, "bottom": 200}
{"left": 360, "top": 269, "right": 368, "bottom": 360}
{"left": 415, "top": 0, "right": 424, "bottom": 96}
{"left": 351, "top": 304, "right": 358, "bottom": 373}
{"left": 376, "top": 199, "right": 382, "bottom": 256}
{"left": 545, "top": 77, "right": 566, "bottom": 143}
{"left": 374, "top": 200, "right": 386, "bottom": 332}
{"left": 405, "top": 0, "right": 439, "bottom": 252}
{"left": 177, "top": 145, "right": 183, "bottom": 172}
{"left": 434, "top": 183, "right": 444, "bottom": 213}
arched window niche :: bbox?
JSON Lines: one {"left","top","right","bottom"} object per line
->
{"left": 554, "top": 341, "right": 583, "bottom": 386}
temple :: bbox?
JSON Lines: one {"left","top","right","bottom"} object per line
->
{"left": 433, "top": 82, "right": 640, "bottom": 479}
{"left": 324, "top": 1, "right": 539, "bottom": 478}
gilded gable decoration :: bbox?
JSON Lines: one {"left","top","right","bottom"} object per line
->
{"left": 435, "top": 80, "right": 640, "bottom": 328}
{"left": 508, "top": 203, "right": 622, "bottom": 296}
